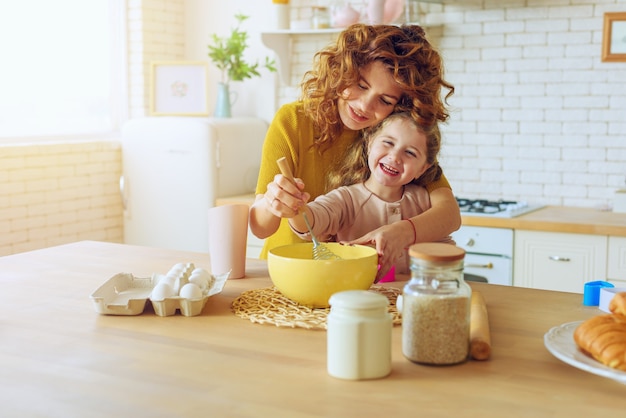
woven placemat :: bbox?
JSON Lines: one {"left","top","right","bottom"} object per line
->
{"left": 232, "top": 285, "right": 402, "bottom": 330}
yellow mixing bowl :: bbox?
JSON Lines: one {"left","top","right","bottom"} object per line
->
{"left": 268, "top": 243, "right": 379, "bottom": 308}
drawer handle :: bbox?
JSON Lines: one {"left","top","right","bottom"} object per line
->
{"left": 549, "top": 255, "right": 571, "bottom": 262}
{"left": 465, "top": 262, "right": 493, "bottom": 269}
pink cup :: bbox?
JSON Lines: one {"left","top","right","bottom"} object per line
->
{"left": 208, "top": 204, "right": 249, "bottom": 279}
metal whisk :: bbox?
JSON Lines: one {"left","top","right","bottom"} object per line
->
{"left": 276, "top": 157, "right": 341, "bottom": 261}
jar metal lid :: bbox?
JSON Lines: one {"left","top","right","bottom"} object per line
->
{"left": 408, "top": 243, "right": 465, "bottom": 262}
{"left": 329, "top": 290, "right": 389, "bottom": 309}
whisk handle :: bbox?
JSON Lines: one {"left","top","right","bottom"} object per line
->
{"left": 276, "top": 157, "right": 295, "bottom": 183}
{"left": 276, "top": 157, "right": 306, "bottom": 217}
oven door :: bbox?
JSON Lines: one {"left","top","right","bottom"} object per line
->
{"left": 464, "top": 253, "right": 512, "bottom": 286}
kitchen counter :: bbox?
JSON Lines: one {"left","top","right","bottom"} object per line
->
{"left": 462, "top": 205, "right": 626, "bottom": 236}
{"left": 1, "top": 241, "right": 624, "bottom": 416}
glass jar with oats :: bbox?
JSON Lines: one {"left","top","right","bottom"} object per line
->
{"left": 401, "top": 243, "right": 471, "bottom": 365}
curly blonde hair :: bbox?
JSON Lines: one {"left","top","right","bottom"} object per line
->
{"left": 328, "top": 112, "right": 443, "bottom": 190}
{"left": 300, "top": 23, "right": 454, "bottom": 149}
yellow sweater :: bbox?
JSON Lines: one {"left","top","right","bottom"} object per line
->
{"left": 255, "top": 102, "right": 450, "bottom": 258}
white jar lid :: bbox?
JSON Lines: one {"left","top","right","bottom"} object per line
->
{"left": 329, "top": 290, "right": 388, "bottom": 309}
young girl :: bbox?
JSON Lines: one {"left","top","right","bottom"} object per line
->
{"left": 287, "top": 113, "right": 453, "bottom": 278}
{"left": 249, "top": 24, "right": 460, "bottom": 277}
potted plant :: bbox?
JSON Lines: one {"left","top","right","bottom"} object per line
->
{"left": 207, "top": 13, "right": 277, "bottom": 117}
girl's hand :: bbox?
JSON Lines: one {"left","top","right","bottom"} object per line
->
{"left": 344, "top": 222, "right": 412, "bottom": 282}
{"left": 264, "top": 173, "right": 309, "bottom": 218}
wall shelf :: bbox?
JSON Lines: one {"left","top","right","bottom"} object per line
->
{"left": 261, "top": 22, "right": 441, "bottom": 85}
{"left": 261, "top": 29, "right": 342, "bottom": 85}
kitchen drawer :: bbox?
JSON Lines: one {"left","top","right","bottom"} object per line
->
{"left": 514, "top": 230, "right": 607, "bottom": 293}
{"left": 608, "top": 236, "right": 626, "bottom": 285}
{"left": 452, "top": 225, "right": 513, "bottom": 257}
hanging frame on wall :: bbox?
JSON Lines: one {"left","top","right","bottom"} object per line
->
{"left": 149, "top": 61, "right": 210, "bottom": 116}
{"left": 602, "top": 12, "right": 626, "bottom": 62}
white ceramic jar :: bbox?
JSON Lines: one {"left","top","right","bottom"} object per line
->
{"left": 271, "top": 3, "right": 290, "bottom": 30}
{"left": 327, "top": 290, "right": 392, "bottom": 380}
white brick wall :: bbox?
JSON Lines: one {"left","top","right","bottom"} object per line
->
{"left": 285, "top": 0, "right": 626, "bottom": 209}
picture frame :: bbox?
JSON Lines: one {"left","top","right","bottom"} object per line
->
{"left": 602, "top": 12, "right": 626, "bottom": 62}
{"left": 149, "top": 61, "right": 209, "bottom": 116}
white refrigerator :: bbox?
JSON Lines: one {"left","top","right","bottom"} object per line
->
{"left": 120, "top": 117, "right": 267, "bottom": 253}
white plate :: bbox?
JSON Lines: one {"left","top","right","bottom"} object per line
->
{"left": 544, "top": 321, "right": 626, "bottom": 385}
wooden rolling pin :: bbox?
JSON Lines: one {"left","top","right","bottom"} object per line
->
{"left": 470, "top": 290, "right": 491, "bottom": 361}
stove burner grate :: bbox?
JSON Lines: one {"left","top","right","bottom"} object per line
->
{"left": 456, "top": 199, "right": 517, "bottom": 214}
{"left": 455, "top": 198, "right": 545, "bottom": 218}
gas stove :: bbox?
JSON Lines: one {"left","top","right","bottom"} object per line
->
{"left": 456, "top": 198, "right": 545, "bottom": 218}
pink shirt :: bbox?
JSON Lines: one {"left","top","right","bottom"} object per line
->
{"left": 291, "top": 183, "right": 453, "bottom": 273}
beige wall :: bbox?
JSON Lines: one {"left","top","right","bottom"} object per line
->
{"left": 0, "top": 141, "right": 123, "bottom": 256}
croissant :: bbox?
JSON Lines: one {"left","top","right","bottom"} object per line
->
{"left": 609, "top": 292, "right": 626, "bottom": 316}
{"left": 574, "top": 292, "right": 626, "bottom": 371}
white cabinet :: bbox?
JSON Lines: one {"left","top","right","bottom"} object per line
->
{"left": 608, "top": 236, "right": 626, "bottom": 287}
{"left": 513, "top": 230, "right": 607, "bottom": 293}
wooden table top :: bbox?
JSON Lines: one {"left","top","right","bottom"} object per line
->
{"left": 1, "top": 241, "right": 623, "bottom": 417}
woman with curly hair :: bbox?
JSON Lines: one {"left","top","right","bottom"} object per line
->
{"left": 249, "top": 24, "right": 460, "bottom": 279}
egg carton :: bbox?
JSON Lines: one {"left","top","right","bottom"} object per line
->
{"left": 90, "top": 266, "right": 229, "bottom": 317}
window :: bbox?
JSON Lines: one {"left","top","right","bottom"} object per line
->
{"left": 0, "top": 0, "right": 126, "bottom": 139}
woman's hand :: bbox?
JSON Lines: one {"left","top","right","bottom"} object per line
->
{"left": 249, "top": 174, "right": 310, "bottom": 239}
{"left": 265, "top": 173, "right": 309, "bottom": 217}
{"left": 345, "top": 221, "right": 412, "bottom": 282}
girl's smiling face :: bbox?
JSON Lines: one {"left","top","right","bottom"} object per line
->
{"left": 337, "top": 61, "right": 403, "bottom": 131}
{"left": 366, "top": 118, "right": 431, "bottom": 195}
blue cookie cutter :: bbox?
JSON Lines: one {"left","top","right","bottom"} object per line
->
{"left": 583, "top": 280, "right": 614, "bottom": 306}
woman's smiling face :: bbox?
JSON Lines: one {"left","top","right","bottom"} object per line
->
{"left": 337, "top": 61, "right": 404, "bottom": 131}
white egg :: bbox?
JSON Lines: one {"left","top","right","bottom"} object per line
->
{"left": 189, "top": 274, "right": 209, "bottom": 291}
{"left": 167, "top": 262, "right": 186, "bottom": 276}
{"left": 189, "top": 268, "right": 211, "bottom": 286}
{"left": 150, "top": 282, "right": 175, "bottom": 301}
{"left": 191, "top": 267, "right": 211, "bottom": 281}
{"left": 179, "top": 283, "right": 203, "bottom": 300}
{"left": 161, "top": 273, "right": 177, "bottom": 288}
